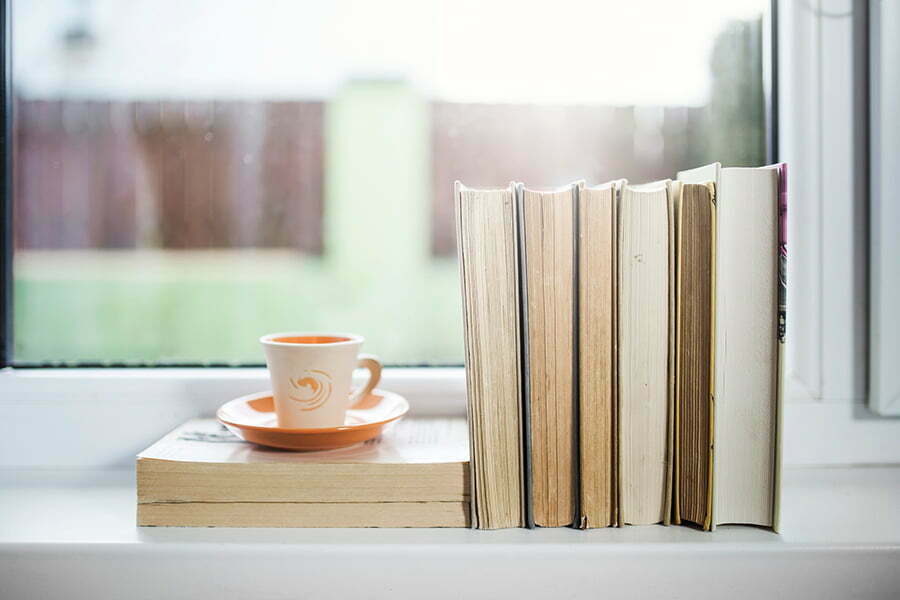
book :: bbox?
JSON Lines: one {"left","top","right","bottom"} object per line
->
{"left": 455, "top": 182, "right": 526, "bottom": 529}
{"left": 518, "top": 182, "right": 578, "bottom": 528}
{"left": 577, "top": 180, "right": 621, "bottom": 528}
{"left": 137, "top": 418, "right": 470, "bottom": 527}
{"left": 772, "top": 162, "right": 787, "bottom": 533}
{"left": 677, "top": 163, "right": 783, "bottom": 531}
{"left": 672, "top": 181, "right": 716, "bottom": 530}
{"left": 616, "top": 182, "right": 673, "bottom": 526}
{"left": 139, "top": 500, "right": 468, "bottom": 528}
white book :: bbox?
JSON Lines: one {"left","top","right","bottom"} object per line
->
{"left": 617, "top": 181, "right": 672, "bottom": 526}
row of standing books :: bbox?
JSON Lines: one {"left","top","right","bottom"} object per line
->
{"left": 455, "top": 162, "right": 786, "bottom": 530}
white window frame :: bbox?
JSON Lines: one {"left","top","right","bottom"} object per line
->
{"left": 2, "top": 0, "right": 899, "bottom": 471}
{"left": 868, "top": 0, "right": 900, "bottom": 416}
{"left": 3, "top": 365, "right": 900, "bottom": 469}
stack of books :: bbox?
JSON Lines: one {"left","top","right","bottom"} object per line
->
{"left": 137, "top": 418, "right": 470, "bottom": 527}
{"left": 456, "top": 162, "right": 786, "bottom": 531}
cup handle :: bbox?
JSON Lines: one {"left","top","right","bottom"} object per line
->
{"left": 349, "top": 354, "right": 382, "bottom": 408}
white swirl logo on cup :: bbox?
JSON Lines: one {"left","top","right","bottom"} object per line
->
{"left": 287, "top": 369, "right": 333, "bottom": 411}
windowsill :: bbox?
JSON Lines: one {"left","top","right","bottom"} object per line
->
{"left": 3, "top": 367, "right": 900, "bottom": 469}
{"left": 0, "top": 367, "right": 466, "bottom": 468}
{"left": 1, "top": 465, "right": 898, "bottom": 598}
{"left": 2, "top": 368, "right": 900, "bottom": 597}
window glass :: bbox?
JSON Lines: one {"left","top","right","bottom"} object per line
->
{"left": 12, "top": 0, "right": 768, "bottom": 364}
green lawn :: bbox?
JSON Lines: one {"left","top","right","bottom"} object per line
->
{"left": 14, "top": 250, "right": 464, "bottom": 365}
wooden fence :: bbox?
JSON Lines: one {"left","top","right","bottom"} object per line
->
{"left": 13, "top": 99, "right": 324, "bottom": 252}
{"left": 14, "top": 98, "right": 709, "bottom": 256}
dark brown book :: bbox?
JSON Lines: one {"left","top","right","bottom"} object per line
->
{"left": 673, "top": 182, "right": 716, "bottom": 530}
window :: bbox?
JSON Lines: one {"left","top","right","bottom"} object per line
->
{"left": 7, "top": 0, "right": 770, "bottom": 366}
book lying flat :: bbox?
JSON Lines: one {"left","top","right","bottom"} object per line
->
{"left": 455, "top": 182, "right": 525, "bottom": 529}
{"left": 617, "top": 182, "right": 673, "bottom": 526}
{"left": 577, "top": 180, "right": 621, "bottom": 529}
{"left": 677, "top": 163, "right": 783, "bottom": 531}
{"left": 137, "top": 418, "right": 469, "bottom": 527}
{"left": 518, "top": 182, "right": 578, "bottom": 528}
{"left": 141, "top": 501, "right": 469, "bottom": 528}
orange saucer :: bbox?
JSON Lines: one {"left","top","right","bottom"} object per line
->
{"left": 217, "top": 389, "right": 409, "bottom": 451}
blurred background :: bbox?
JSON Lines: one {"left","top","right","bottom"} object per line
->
{"left": 11, "top": 0, "right": 767, "bottom": 365}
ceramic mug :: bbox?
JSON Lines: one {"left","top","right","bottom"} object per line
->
{"left": 260, "top": 333, "right": 382, "bottom": 428}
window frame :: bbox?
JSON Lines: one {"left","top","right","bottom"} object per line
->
{"left": 1, "top": 0, "right": 12, "bottom": 367}
{"left": 0, "top": 0, "right": 779, "bottom": 370}
{"left": 868, "top": 0, "right": 900, "bottom": 416}
{"left": 2, "top": 1, "right": 899, "bottom": 470}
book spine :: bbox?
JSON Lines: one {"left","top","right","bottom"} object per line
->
{"left": 454, "top": 181, "right": 479, "bottom": 530}
{"left": 515, "top": 182, "right": 535, "bottom": 530}
{"left": 572, "top": 181, "right": 583, "bottom": 529}
{"left": 671, "top": 181, "right": 682, "bottom": 527}
{"left": 664, "top": 180, "right": 677, "bottom": 527}
{"left": 614, "top": 181, "right": 623, "bottom": 528}
{"left": 706, "top": 182, "right": 717, "bottom": 532}
{"left": 773, "top": 163, "right": 787, "bottom": 533}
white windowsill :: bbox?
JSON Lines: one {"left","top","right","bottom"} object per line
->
{"left": 0, "top": 367, "right": 465, "bottom": 468}
{"left": 1, "top": 367, "right": 899, "bottom": 598}
{"left": 0, "top": 465, "right": 898, "bottom": 599}
{"left": 2, "top": 366, "right": 900, "bottom": 469}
